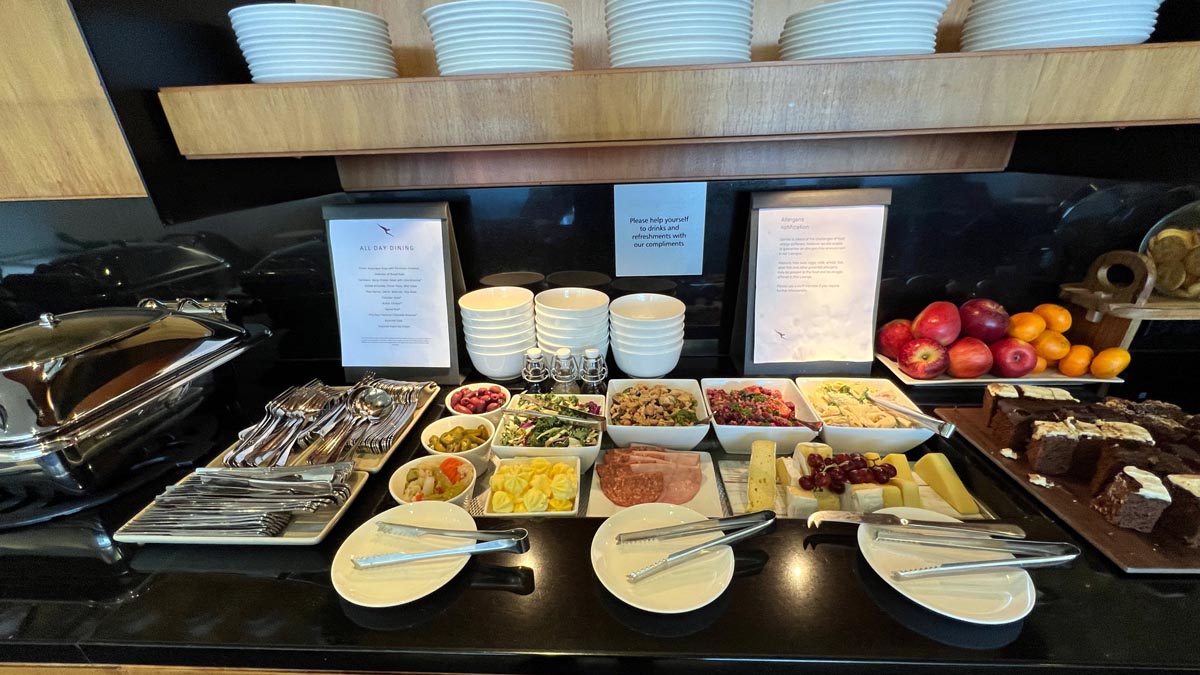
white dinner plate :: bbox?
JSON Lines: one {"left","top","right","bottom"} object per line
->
{"left": 590, "top": 503, "right": 734, "bottom": 614}
{"left": 237, "top": 35, "right": 391, "bottom": 50}
{"left": 782, "top": 17, "right": 939, "bottom": 39}
{"left": 251, "top": 72, "right": 395, "bottom": 83}
{"left": 436, "top": 43, "right": 573, "bottom": 59}
{"left": 232, "top": 18, "right": 390, "bottom": 38}
{"left": 425, "top": 1, "right": 567, "bottom": 22}
{"left": 966, "top": 6, "right": 1158, "bottom": 33}
{"left": 438, "top": 57, "right": 572, "bottom": 70}
{"left": 608, "top": 9, "right": 753, "bottom": 31}
{"left": 968, "top": 0, "right": 1160, "bottom": 15}
{"left": 434, "top": 34, "right": 573, "bottom": 49}
{"left": 963, "top": 27, "right": 1153, "bottom": 51}
{"left": 784, "top": 38, "right": 935, "bottom": 57}
{"left": 781, "top": 21, "right": 938, "bottom": 44}
{"left": 608, "top": 0, "right": 752, "bottom": 22}
{"left": 783, "top": 45, "right": 935, "bottom": 59}
{"left": 611, "top": 30, "right": 750, "bottom": 49}
{"left": 428, "top": 13, "right": 573, "bottom": 32}
{"left": 431, "top": 23, "right": 574, "bottom": 39}
{"left": 784, "top": 7, "right": 947, "bottom": 34}
{"left": 782, "top": 30, "right": 935, "bottom": 51}
{"left": 241, "top": 43, "right": 394, "bottom": 58}
{"left": 331, "top": 501, "right": 477, "bottom": 608}
{"left": 612, "top": 42, "right": 750, "bottom": 59}
{"left": 441, "top": 63, "right": 573, "bottom": 75}
{"left": 789, "top": 0, "right": 950, "bottom": 24}
{"left": 247, "top": 54, "right": 397, "bottom": 69}
{"left": 963, "top": 16, "right": 1158, "bottom": 42}
{"left": 230, "top": 3, "right": 388, "bottom": 24}
{"left": 857, "top": 507, "right": 1035, "bottom": 625}
{"left": 233, "top": 27, "right": 393, "bottom": 45}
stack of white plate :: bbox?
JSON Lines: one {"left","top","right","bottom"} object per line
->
{"left": 460, "top": 287, "right": 536, "bottom": 380}
{"left": 778, "top": 0, "right": 949, "bottom": 60}
{"left": 425, "top": 0, "right": 575, "bottom": 76}
{"left": 961, "top": 0, "right": 1162, "bottom": 52}
{"left": 230, "top": 4, "right": 398, "bottom": 83}
{"left": 535, "top": 288, "right": 610, "bottom": 358}
{"left": 610, "top": 294, "right": 685, "bottom": 378}
{"left": 606, "top": 0, "right": 753, "bottom": 68}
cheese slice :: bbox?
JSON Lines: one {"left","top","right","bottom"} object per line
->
{"left": 881, "top": 484, "right": 902, "bottom": 509}
{"left": 881, "top": 454, "right": 913, "bottom": 481}
{"left": 841, "top": 484, "right": 884, "bottom": 512}
{"left": 814, "top": 489, "right": 840, "bottom": 512}
{"left": 793, "top": 442, "right": 833, "bottom": 477}
{"left": 776, "top": 457, "right": 802, "bottom": 487}
{"left": 864, "top": 452, "right": 881, "bottom": 463}
{"left": 914, "top": 453, "right": 979, "bottom": 515}
{"left": 785, "top": 487, "right": 819, "bottom": 519}
{"left": 748, "top": 440, "right": 777, "bottom": 512}
{"left": 888, "top": 478, "right": 922, "bottom": 508}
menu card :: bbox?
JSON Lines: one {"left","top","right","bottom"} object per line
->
{"left": 752, "top": 205, "right": 886, "bottom": 365}
{"left": 327, "top": 217, "right": 452, "bottom": 369}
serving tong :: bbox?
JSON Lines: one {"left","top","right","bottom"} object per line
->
{"left": 866, "top": 393, "right": 956, "bottom": 438}
{"left": 877, "top": 531, "right": 1082, "bottom": 580}
{"left": 619, "top": 511, "right": 777, "bottom": 583}
{"left": 351, "top": 523, "right": 531, "bottom": 569}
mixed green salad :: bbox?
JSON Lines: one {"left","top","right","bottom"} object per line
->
{"left": 499, "top": 394, "right": 602, "bottom": 448}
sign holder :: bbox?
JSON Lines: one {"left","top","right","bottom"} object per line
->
{"left": 732, "top": 189, "right": 892, "bottom": 376}
{"left": 324, "top": 203, "right": 465, "bottom": 386}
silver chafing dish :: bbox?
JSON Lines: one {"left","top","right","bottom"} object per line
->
{"left": 0, "top": 307, "right": 251, "bottom": 493}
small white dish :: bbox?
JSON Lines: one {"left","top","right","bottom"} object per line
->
{"left": 482, "top": 455, "right": 581, "bottom": 517}
{"left": 604, "top": 379, "right": 711, "bottom": 451}
{"left": 492, "top": 393, "right": 606, "bottom": 470}
{"left": 858, "top": 507, "right": 1035, "bottom": 625}
{"left": 795, "top": 377, "right": 933, "bottom": 455}
{"left": 389, "top": 454, "right": 476, "bottom": 506}
{"left": 420, "top": 414, "right": 496, "bottom": 474}
{"left": 445, "top": 383, "right": 512, "bottom": 425}
{"left": 613, "top": 343, "right": 683, "bottom": 379}
{"left": 590, "top": 503, "right": 733, "bottom": 614}
{"left": 701, "top": 378, "right": 819, "bottom": 454}
{"left": 331, "top": 502, "right": 476, "bottom": 608}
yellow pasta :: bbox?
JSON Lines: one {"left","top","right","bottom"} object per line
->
{"left": 809, "top": 382, "right": 915, "bottom": 429}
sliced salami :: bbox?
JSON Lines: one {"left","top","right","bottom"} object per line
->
{"left": 597, "top": 463, "right": 664, "bottom": 507}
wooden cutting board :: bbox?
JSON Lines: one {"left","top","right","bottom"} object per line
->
{"left": 937, "top": 407, "right": 1200, "bottom": 574}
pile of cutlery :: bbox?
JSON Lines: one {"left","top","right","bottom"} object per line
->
{"left": 119, "top": 464, "right": 355, "bottom": 538}
{"left": 223, "top": 377, "right": 434, "bottom": 468}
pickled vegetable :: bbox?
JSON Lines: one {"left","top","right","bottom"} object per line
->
{"left": 427, "top": 424, "right": 491, "bottom": 453}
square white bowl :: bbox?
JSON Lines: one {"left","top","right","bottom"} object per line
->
{"left": 700, "top": 378, "right": 819, "bottom": 454}
{"left": 482, "top": 455, "right": 581, "bottom": 517}
{"left": 795, "top": 377, "right": 933, "bottom": 455}
{"left": 605, "top": 379, "right": 711, "bottom": 451}
{"left": 492, "top": 394, "right": 606, "bottom": 470}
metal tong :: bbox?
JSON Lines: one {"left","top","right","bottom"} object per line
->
{"left": 866, "top": 393, "right": 956, "bottom": 438}
{"left": 501, "top": 408, "right": 603, "bottom": 428}
{"left": 351, "top": 524, "right": 531, "bottom": 570}
{"left": 624, "top": 511, "right": 777, "bottom": 584}
{"left": 875, "top": 531, "right": 1082, "bottom": 580}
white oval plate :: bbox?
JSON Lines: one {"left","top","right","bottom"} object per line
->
{"left": 441, "top": 63, "right": 573, "bottom": 75}
{"left": 331, "top": 502, "right": 476, "bottom": 608}
{"left": 590, "top": 503, "right": 733, "bottom": 614}
{"left": 858, "top": 507, "right": 1034, "bottom": 625}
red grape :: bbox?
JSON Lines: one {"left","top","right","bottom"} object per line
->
{"left": 799, "top": 476, "right": 815, "bottom": 491}
{"left": 807, "top": 454, "right": 823, "bottom": 469}
{"left": 829, "top": 481, "right": 846, "bottom": 494}
{"left": 823, "top": 457, "right": 837, "bottom": 466}
{"left": 814, "top": 473, "right": 831, "bottom": 488}
{"left": 881, "top": 464, "right": 898, "bottom": 479}
{"left": 849, "top": 469, "right": 869, "bottom": 484}
{"left": 827, "top": 468, "right": 845, "bottom": 482}
{"left": 871, "top": 467, "right": 888, "bottom": 484}
{"left": 834, "top": 454, "right": 850, "bottom": 464}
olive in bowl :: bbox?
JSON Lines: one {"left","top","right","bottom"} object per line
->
{"left": 445, "top": 384, "right": 510, "bottom": 425}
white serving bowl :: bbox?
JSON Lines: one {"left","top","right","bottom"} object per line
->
{"left": 445, "top": 383, "right": 512, "bottom": 425}
{"left": 604, "top": 378, "right": 711, "bottom": 451}
{"left": 483, "top": 456, "right": 581, "bottom": 517}
{"left": 463, "top": 325, "right": 536, "bottom": 343}
{"left": 459, "top": 286, "right": 534, "bottom": 318}
{"left": 463, "top": 320, "right": 535, "bottom": 336}
{"left": 420, "top": 414, "right": 496, "bottom": 474}
{"left": 492, "top": 394, "right": 606, "bottom": 470}
{"left": 700, "top": 378, "right": 820, "bottom": 454}
{"left": 610, "top": 292, "right": 685, "bottom": 320}
{"left": 536, "top": 322, "right": 609, "bottom": 341}
{"left": 795, "top": 377, "right": 933, "bottom": 455}
{"left": 610, "top": 322, "right": 684, "bottom": 339}
{"left": 610, "top": 316, "right": 685, "bottom": 336}
{"left": 613, "top": 342, "right": 682, "bottom": 379}
{"left": 535, "top": 287, "right": 609, "bottom": 313}
{"left": 465, "top": 337, "right": 536, "bottom": 355}
{"left": 465, "top": 348, "right": 526, "bottom": 380}
{"left": 611, "top": 335, "right": 683, "bottom": 352}
{"left": 389, "top": 454, "right": 477, "bottom": 506}
{"left": 534, "top": 311, "right": 608, "bottom": 331}
{"left": 463, "top": 310, "right": 534, "bottom": 329}
{"left": 534, "top": 304, "right": 610, "bottom": 322}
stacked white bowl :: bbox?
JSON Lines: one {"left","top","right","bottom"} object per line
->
{"left": 606, "top": 0, "right": 753, "bottom": 68}
{"left": 610, "top": 294, "right": 685, "bottom": 378}
{"left": 425, "top": 0, "right": 575, "bottom": 76}
{"left": 230, "top": 4, "right": 398, "bottom": 83}
{"left": 460, "top": 287, "right": 536, "bottom": 380}
{"left": 779, "top": 0, "right": 949, "bottom": 60}
{"left": 961, "top": 0, "right": 1162, "bottom": 51}
{"left": 535, "top": 288, "right": 610, "bottom": 358}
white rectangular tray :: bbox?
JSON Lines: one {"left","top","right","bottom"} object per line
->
{"left": 717, "top": 459, "right": 995, "bottom": 522}
{"left": 114, "top": 469, "right": 369, "bottom": 546}
{"left": 877, "top": 354, "right": 1122, "bottom": 387}
{"left": 586, "top": 450, "right": 727, "bottom": 518}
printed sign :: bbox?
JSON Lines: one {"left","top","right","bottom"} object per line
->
{"left": 613, "top": 182, "right": 707, "bottom": 277}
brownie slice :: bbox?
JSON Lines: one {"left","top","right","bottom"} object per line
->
{"left": 1092, "top": 467, "right": 1172, "bottom": 533}
{"left": 1162, "top": 443, "right": 1200, "bottom": 472}
{"left": 1027, "top": 419, "right": 1100, "bottom": 476}
{"left": 1161, "top": 475, "right": 1200, "bottom": 547}
{"left": 991, "top": 401, "right": 1091, "bottom": 454}
{"left": 982, "top": 383, "right": 1019, "bottom": 425}
{"left": 1090, "top": 446, "right": 1158, "bottom": 495}
{"left": 1071, "top": 420, "right": 1155, "bottom": 479}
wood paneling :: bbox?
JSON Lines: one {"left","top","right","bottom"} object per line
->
{"left": 159, "top": 42, "right": 1200, "bottom": 159}
{"left": 0, "top": 0, "right": 144, "bottom": 200}
{"left": 336, "top": 132, "right": 1015, "bottom": 190}
{"left": 300, "top": 0, "right": 972, "bottom": 73}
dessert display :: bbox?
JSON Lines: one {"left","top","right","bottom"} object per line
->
{"left": 1092, "top": 466, "right": 1171, "bottom": 533}
{"left": 1161, "top": 475, "right": 1200, "bottom": 546}
{"left": 608, "top": 383, "right": 701, "bottom": 426}
{"left": 877, "top": 299, "right": 1131, "bottom": 382}
{"left": 486, "top": 457, "right": 579, "bottom": 515}
{"left": 707, "top": 385, "right": 808, "bottom": 427}
{"left": 595, "top": 447, "right": 703, "bottom": 507}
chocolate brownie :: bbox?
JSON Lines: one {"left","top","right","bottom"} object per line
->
{"left": 1027, "top": 419, "right": 1100, "bottom": 476}
{"left": 990, "top": 401, "right": 1091, "bottom": 454}
{"left": 982, "top": 383, "right": 1019, "bottom": 425}
{"left": 1070, "top": 420, "right": 1155, "bottom": 479}
{"left": 1160, "top": 475, "right": 1200, "bottom": 547}
{"left": 1092, "top": 466, "right": 1172, "bottom": 533}
{"left": 1090, "top": 446, "right": 1159, "bottom": 495}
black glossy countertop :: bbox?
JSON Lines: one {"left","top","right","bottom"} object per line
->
{"left": 3, "top": 360, "right": 1200, "bottom": 674}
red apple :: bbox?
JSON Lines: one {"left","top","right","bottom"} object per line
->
{"left": 947, "top": 337, "right": 994, "bottom": 378}
{"left": 990, "top": 337, "right": 1038, "bottom": 378}
{"left": 898, "top": 338, "right": 949, "bottom": 380}
{"left": 959, "top": 298, "right": 1011, "bottom": 343}
{"left": 876, "top": 319, "right": 914, "bottom": 360}
{"left": 912, "top": 301, "right": 961, "bottom": 346}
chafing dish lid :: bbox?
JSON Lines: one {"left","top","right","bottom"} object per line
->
{"left": 0, "top": 308, "right": 246, "bottom": 446}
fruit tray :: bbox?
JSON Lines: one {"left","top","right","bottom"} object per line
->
{"left": 877, "top": 355, "right": 1123, "bottom": 387}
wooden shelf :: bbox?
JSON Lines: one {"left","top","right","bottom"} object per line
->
{"left": 159, "top": 42, "right": 1200, "bottom": 160}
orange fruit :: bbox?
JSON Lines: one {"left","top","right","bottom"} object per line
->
{"left": 1008, "top": 312, "right": 1047, "bottom": 342}
{"left": 1032, "top": 356, "right": 1049, "bottom": 374}
{"left": 1090, "top": 348, "right": 1132, "bottom": 379}
{"left": 1058, "top": 345, "right": 1095, "bottom": 378}
{"left": 1033, "top": 303, "right": 1073, "bottom": 334}
{"left": 1031, "top": 331, "right": 1071, "bottom": 361}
